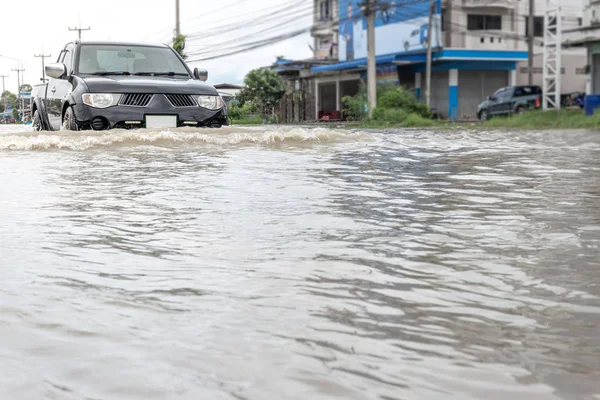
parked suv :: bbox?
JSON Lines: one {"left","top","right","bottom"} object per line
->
{"left": 477, "top": 85, "right": 542, "bottom": 121}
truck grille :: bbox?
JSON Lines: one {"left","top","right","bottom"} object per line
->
{"left": 166, "top": 94, "right": 197, "bottom": 108}
{"left": 119, "top": 93, "right": 153, "bottom": 107}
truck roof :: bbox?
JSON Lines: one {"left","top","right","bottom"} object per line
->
{"left": 71, "top": 40, "right": 170, "bottom": 48}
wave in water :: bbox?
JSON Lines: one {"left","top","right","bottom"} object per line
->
{"left": 0, "top": 126, "right": 368, "bottom": 151}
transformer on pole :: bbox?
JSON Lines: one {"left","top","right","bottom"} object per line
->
{"left": 542, "top": 0, "right": 562, "bottom": 111}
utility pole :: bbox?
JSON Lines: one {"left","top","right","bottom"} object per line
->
{"left": 34, "top": 52, "right": 51, "bottom": 83}
{"left": 11, "top": 67, "right": 24, "bottom": 94}
{"left": 425, "top": 0, "right": 435, "bottom": 107}
{"left": 11, "top": 66, "right": 25, "bottom": 121}
{"left": 69, "top": 24, "right": 91, "bottom": 39}
{"left": 0, "top": 74, "right": 7, "bottom": 93}
{"left": 366, "top": 0, "right": 376, "bottom": 118}
{"left": 175, "top": 0, "right": 181, "bottom": 36}
{"left": 528, "top": 0, "right": 535, "bottom": 85}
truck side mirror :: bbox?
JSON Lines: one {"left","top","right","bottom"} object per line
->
{"left": 46, "top": 63, "right": 67, "bottom": 79}
{"left": 194, "top": 68, "right": 208, "bottom": 82}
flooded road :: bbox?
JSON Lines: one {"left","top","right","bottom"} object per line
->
{"left": 1, "top": 125, "right": 599, "bottom": 400}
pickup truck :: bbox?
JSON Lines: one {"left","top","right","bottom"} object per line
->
{"left": 31, "top": 41, "right": 228, "bottom": 131}
{"left": 477, "top": 85, "right": 542, "bottom": 121}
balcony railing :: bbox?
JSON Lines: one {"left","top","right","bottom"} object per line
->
{"left": 463, "top": 0, "right": 515, "bottom": 8}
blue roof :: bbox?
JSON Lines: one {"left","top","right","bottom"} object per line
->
{"left": 310, "top": 49, "right": 529, "bottom": 73}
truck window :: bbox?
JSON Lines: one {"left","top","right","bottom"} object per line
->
{"left": 77, "top": 44, "right": 189, "bottom": 75}
{"left": 61, "top": 46, "right": 74, "bottom": 73}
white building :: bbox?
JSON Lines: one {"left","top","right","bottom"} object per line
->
{"left": 293, "top": 0, "right": 587, "bottom": 120}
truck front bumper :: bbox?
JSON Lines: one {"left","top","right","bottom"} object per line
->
{"left": 72, "top": 95, "right": 228, "bottom": 130}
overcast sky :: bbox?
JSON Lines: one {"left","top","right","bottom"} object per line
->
{"left": 0, "top": 0, "right": 313, "bottom": 93}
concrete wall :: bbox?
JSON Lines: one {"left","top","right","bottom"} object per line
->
{"left": 516, "top": 50, "right": 588, "bottom": 93}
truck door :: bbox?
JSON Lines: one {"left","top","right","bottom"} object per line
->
{"left": 489, "top": 87, "right": 513, "bottom": 115}
{"left": 47, "top": 44, "right": 75, "bottom": 130}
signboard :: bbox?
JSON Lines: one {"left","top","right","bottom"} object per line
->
{"left": 316, "top": 41, "right": 333, "bottom": 59}
{"left": 19, "top": 92, "right": 32, "bottom": 99}
{"left": 338, "top": 0, "right": 442, "bottom": 62}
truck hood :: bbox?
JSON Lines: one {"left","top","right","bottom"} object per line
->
{"left": 82, "top": 75, "right": 218, "bottom": 95}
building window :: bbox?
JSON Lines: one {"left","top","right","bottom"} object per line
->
{"left": 319, "top": 0, "right": 332, "bottom": 21}
{"left": 467, "top": 15, "right": 502, "bottom": 30}
{"left": 576, "top": 67, "right": 587, "bottom": 75}
{"left": 525, "top": 16, "right": 544, "bottom": 37}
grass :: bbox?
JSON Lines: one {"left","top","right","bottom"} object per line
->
{"left": 482, "top": 109, "right": 600, "bottom": 130}
{"left": 230, "top": 117, "right": 265, "bottom": 125}
{"left": 352, "top": 109, "right": 600, "bottom": 130}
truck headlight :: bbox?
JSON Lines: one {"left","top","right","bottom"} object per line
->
{"left": 197, "top": 95, "right": 223, "bottom": 110}
{"left": 82, "top": 93, "right": 121, "bottom": 108}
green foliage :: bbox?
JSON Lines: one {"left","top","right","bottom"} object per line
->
{"left": 20, "top": 84, "right": 32, "bottom": 93}
{"left": 373, "top": 107, "right": 409, "bottom": 124}
{"left": 483, "top": 109, "right": 600, "bottom": 129}
{"left": 0, "top": 104, "right": 4, "bottom": 113}
{"left": 342, "top": 84, "right": 433, "bottom": 127}
{"left": 231, "top": 116, "right": 264, "bottom": 125}
{"left": 172, "top": 34, "right": 187, "bottom": 60}
{"left": 237, "top": 68, "right": 285, "bottom": 116}
{"left": 12, "top": 108, "right": 19, "bottom": 121}
{"left": 1, "top": 91, "right": 18, "bottom": 109}
{"left": 228, "top": 101, "right": 260, "bottom": 120}
{"left": 378, "top": 86, "right": 432, "bottom": 118}
{"left": 403, "top": 113, "right": 436, "bottom": 127}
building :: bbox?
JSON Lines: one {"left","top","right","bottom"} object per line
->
{"left": 564, "top": 0, "right": 600, "bottom": 113}
{"left": 277, "top": 0, "right": 587, "bottom": 121}
{"left": 213, "top": 83, "right": 244, "bottom": 103}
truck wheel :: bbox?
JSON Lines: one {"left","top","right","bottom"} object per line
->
{"left": 32, "top": 110, "right": 43, "bottom": 131}
{"left": 62, "top": 106, "right": 78, "bottom": 131}
{"left": 516, "top": 106, "right": 526, "bottom": 115}
{"left": 479, "top": 110, "right": 490, "bottom": 122}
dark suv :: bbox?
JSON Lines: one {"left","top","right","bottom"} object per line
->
{"left": 477, "top": 85, "right": 542, "bottom": 121}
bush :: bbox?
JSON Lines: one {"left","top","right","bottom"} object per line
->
{"left": 342, "top": 92, "right": 367, "bottom": 121}
{"left": 372, "top": 107, "right": 409, "bottom": 124}
{"left": 342, "top": 84, "right": 432, "bottom": 123}
{"left": 229, "top": 101, "right": 261, "bottom": 121}
{"left": 403, "top": 113, "right": 436, "bottom": 127}
{"left": 378, "top": 86, "right": 432, "bottom": 118}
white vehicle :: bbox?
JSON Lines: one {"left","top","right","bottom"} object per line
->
{"left": 403, "top": 24, "right": 428, "bottom": 52}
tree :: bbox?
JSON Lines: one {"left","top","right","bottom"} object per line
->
{"left": 20, "top": 84, "right": 32, "bottom": 93}
{"left": 12, "top": 108, "right": 19, "bottom": 121}
{"left": 1, "top": 91, "right": 18, "bottom": 109}
{"left": 173, "top": 35, "right": 187, "bottom": 60}
{"left": 237, "top": 68, "right": 285, "bottom": 116}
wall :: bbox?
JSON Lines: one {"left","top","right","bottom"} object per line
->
{"left": 443, "top": 0, "right": 583, "bottom": 50}
{"left": 516, "top": 50, "right": 588, "bottom": 93}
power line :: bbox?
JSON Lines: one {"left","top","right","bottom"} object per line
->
{"left": 185, "top": 10, "right": 313, "bottom": 56}
{"left": 143, "top": 0, "right": 254, "bottom": 40}
{"left": 187, "top": 27, "right": 311, "bottom": 63}
{"left": 186, "top": 0, "right": 312, "bottom": 40}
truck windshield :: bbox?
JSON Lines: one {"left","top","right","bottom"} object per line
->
{"left": 78, "top": 45, "right": 190, "bottom": 76}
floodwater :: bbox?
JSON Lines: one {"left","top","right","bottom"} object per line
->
{"left": 1, "top": 124, "right": 599, "bottom": 400}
